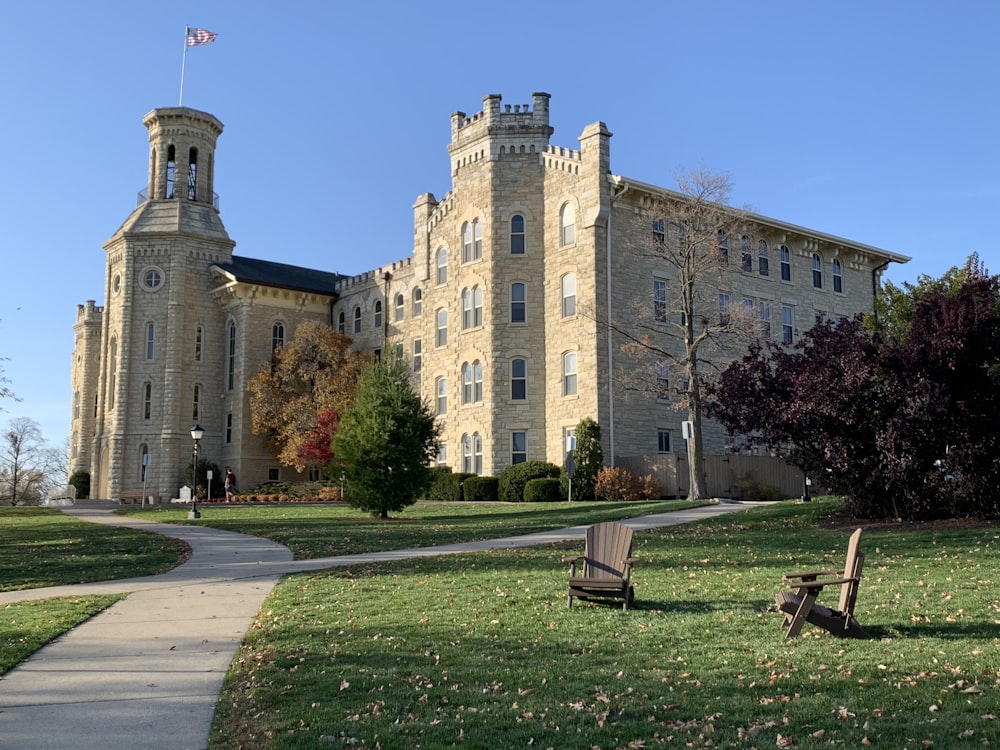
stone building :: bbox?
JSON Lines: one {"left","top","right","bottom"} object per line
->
{"left": 70, "top": 93, "right": 908, "bottom": 501}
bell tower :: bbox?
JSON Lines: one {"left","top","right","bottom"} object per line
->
{"left": 85, "top": 106, "right": 235, "bottom": 502}
{"left": 144, "top": 107, "right": 223, "bottom": 204}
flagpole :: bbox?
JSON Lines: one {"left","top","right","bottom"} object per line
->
{"left": 179, "top": 26, "right": 190, "bottom": 106}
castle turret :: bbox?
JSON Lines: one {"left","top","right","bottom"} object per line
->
{"left": 448, "top": 92, "right": 554, "bottom": 177}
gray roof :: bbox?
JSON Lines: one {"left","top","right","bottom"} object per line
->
{"left": 212, "top": 256, "right": 346, "bottom": 296}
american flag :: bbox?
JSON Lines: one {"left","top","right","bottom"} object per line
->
{"left": 187, "top": 28, "right": 218, "bottom": 46}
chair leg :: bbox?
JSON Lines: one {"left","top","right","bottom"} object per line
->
{"left": 784, "top": 589, "right": 818, "bottom": 638}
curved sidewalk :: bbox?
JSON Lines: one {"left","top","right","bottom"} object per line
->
{"left": 0, "top": 501, "right": 749, "bottom": 750}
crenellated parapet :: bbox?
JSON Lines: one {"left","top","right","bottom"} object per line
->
{"left": 335, "top": 257, "right": 413, "bottom": 293}
{"left": 448, "top": 92, "right": 554, "bottom": 175}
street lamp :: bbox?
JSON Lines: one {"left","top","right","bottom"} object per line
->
{"left": 190, "top": 424, "right": 204, "bottom": 519}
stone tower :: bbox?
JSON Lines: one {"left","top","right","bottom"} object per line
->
{"left": 80, "top": 107, "right": 235, "bottom": 501}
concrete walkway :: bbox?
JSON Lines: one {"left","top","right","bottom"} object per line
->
{"left": 0, "top": 500, "right": 751, "bottom": 750}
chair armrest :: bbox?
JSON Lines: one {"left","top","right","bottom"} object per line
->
{"left": 783, "top": 568, "right": 840, "bottom": 581}
{"left": 788, "top": 576, "right": 857, "bottom": 591}
{"left": 562, "top": 555, "right": 585, "bottom": 563}
{"left": 622, "top": 557, "right": 638, "bottom": 566}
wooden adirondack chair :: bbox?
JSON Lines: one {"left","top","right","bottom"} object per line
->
{"left": 775, "top": 527, "right": 871, "bottom": 639}
{"left": 563, "top": 521, "right": 636, "bottom": 611}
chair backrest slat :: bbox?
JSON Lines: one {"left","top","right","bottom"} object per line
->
{"left": 585, "top": 521, "right": 633, "bottom": 580}
{"left": 836, "top": 528, "right": 864, "bottom": 614}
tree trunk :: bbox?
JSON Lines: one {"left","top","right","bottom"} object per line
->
{"left": 687, "top": 364, "right": 709, "bottom": 500}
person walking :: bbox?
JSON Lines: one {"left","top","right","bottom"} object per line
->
{"left": 224, "top": 468, "right": 237, "bottom": 502}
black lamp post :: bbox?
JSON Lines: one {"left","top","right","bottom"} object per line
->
{"left": 189, "top": 424, "right": 204, "bottom": 519}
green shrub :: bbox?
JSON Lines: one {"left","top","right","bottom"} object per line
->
{"left": 523, "top": 477, "right": 563, "bottom": 502}
{"left": 498, "top": 461, "right": 561, "bottom": 502}
{"left": 68, "top": 470, "right": 91, "bottom": 500}
{"left": 571, "top": 417, "right": 603, "bottom": 501}
{"left": 733, "top": 474, "right": 786, "bottom": 502}
{"left": 463, "top": 476, "right": 499, "bottom": 502}
{"left": 425, "top": 467, "right": 461, "bottom": 501}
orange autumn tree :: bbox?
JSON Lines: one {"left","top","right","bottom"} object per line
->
{"left": 248, "top": 320, "right": 369, "bottom": 473}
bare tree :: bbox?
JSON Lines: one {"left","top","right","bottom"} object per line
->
{"left": 1, "top": 418, "right": 52, "bottom": 506}
{"left": 609, "top": 169, "right": 755, "bottom": 499}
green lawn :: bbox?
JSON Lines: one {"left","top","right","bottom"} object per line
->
{"left": 0, "top": 595, "right": 123, "bottom": 674}
{"left": 122, "top": 500, "right": 699, "bottom": 559}
{"left": 0, "top": 507, "right": 189, "bottom": 591}
{"left": 208, "top": 498, "right": 1000, "bottom": 749}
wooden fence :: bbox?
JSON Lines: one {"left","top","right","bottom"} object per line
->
{"left": 615, "top": 454, "right": 821, "bottom": 499}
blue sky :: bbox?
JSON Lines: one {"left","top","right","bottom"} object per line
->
{"left": 1, "top": 1, "right": 997, "bottom": 450}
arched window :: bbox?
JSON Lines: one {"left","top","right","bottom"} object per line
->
{"left": 462, "top": 222, "right": 474, "bottom": 263}
{"left": 187, "top": 147, "right": 199, "bottom": 199}
{"left": 462, "top": 362, "right": 473, "bottom": 404}
{"left": 436, "top": 308, "right": 448, "bottom": 347}
{"left": 473, "top": 433, "right": 483, "bottom": 474}
{"left": 461, "top": 433, "right": 473, "bottom": 472}
{"left": 716, "top": 230, "right": 729, "bottom": 262}
{"left": 461, "top": 288, "right": 473, "bottom": 330}
{"left": 272, "top": 322, "right": 285, "bottom": 353}
{"left": 757, "top": 240, "right": 769, "bottom": 276}
{"left": 473, "top": 286, "right": 483, "bottom": 327}
{"left": 511, "top": 358, "right": 527, "bottom": 400}
{"left": 561, "top": 273, "right": 576, "bottom": 317}
{"left": 812, "top": 253, "right": 823, "bottom": 289}
{"left": 226, "top": 322, "right": 236, "bottom": 391}
{"left": 394, "top": 292, "right": 405, "bottom": 321}
{"left": 780, "top": 245, "right": 791, "bottom": 281}
{"left": 435, "top": 377, "right": 447, "bottom": 414}
{"left": 832, "top": 258, "right": 843, "bottom": 293}
{"left": 560, "top": 203, "right": 575, "bottom": 246}
{"left": 510, "top": 282, "right": 526, "bottom": 323}
{"left": 194, "top": 325, "right": 203, "bottom": 362}
{"left": 353, "top": 306, "right": 362, "bottom": 333}
{"left": 510, "top": 214, "right": 525, "bottom": 254}
{"left": 563, "top": 352, "right": 578, "bottom": 396}
{"left": 337, "top": 311, "right": 346, "bottom": 334}
{"left": 108, "top": 337, "right": 117, "bottom": 407}
{"left": 412, "top": 287, "right": 423, "bottom": 317}
{"left": 166, "top": 144, "right": 176, "bottom": 198}
{"left": 473, "top": 360, "right": 483, "bottom": 403}
{"left": 373, "top": 300, "right": 383, "bottom": 329}
{"left": 436, "top": 247, "right": 448, "bottom": 284}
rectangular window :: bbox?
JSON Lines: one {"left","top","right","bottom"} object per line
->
{"left": 759, "top": 302, "right": 772, "bottom": 339}
{"left": 655, "top": 361, "right": 670, "bottom": 400}
{"left": 143, "top": 382, "right": 152, "bottom": 420}
{"left": 268, "top": 467, "right": 281, "bottom": 482}
{"left": 561, "top": 274, "right": 576, "bottom": 317}
{"left": 225, "top": 413, "right": 233, "bottom": 444}
{"left": 653, "top": 279, "right": 667, "bottom": 322}
{"left": 436, "top": 377, "right": 447, "bottom": 415}
{"left": 413, "top": 339, "right": 422, "bottom": 373}
{"left": 146, "top": 323, "right": 155, "bottom": 360}
{"left": 194, "top": 326, "right": 203, "bottom": 362}
{"left": 511, "top": 358, "right": 527, "bottom": 400}
{"left": 436, "top": 444, "right": 448, "bottom": 467}
{"left": 657, "top": 429, "right": 671, "bottom": 454}
{"left": 512, "top": 431, "right": 527, "bottom": 464}
{"left": 510, "top": 215, "right": 525, "bottom": 254}
{"left": 192, "top": 384, "right": 200, "bottom": 421}
{"left": 651, "top": 218, "right": 665, "bottom": 243}
{"left": 511, "top": 283, "right": 526, "bottom": 323}
{"left": 436, "top": 309, "right": 448, "bottom": 347}
{"left": 780, "top": 245, "right": 791, "bottom": 282}
{"left": 782, "top": 305, "right": 794, "bottom": 344}
{"left": 227, "top": 324, "right": 236, "bottom": 391}
{"left": 741, "top": 236, "right": 753, "bottom": 272}
{"left": 563, "top": 352, "right": 577, "bottom": 396}
{"left": 719, "top": 293, "right": 731, "bottom": 325}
